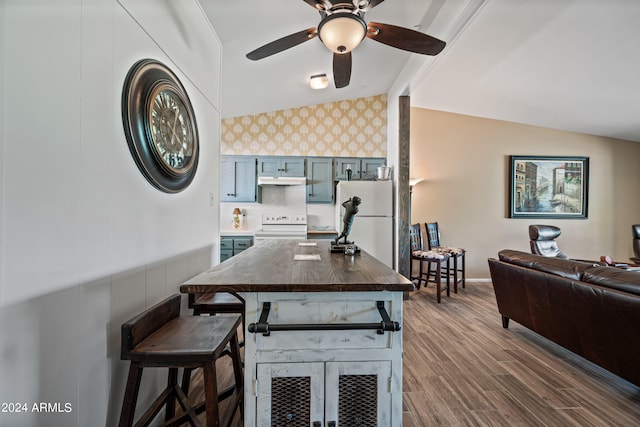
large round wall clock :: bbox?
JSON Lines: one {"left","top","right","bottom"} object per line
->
{"left": 122, "top": 59, "right": 199, "bottom": 193}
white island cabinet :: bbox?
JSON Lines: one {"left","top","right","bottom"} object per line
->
{"left": 180, "top": 240, "right": 413, "bottom": 427}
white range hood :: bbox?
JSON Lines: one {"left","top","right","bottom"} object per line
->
{"left": 257, "top": 176, "right": 306, "bottom": 186}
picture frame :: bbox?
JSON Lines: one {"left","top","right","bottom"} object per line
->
{"left": 509, "top": 155, "right": 589, "bottom": 219}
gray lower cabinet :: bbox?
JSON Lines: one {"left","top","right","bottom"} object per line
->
{"left": 220, "top": 236, "right": 253, "bottom": 262}
{"left": 221, "top": 156, "right": 257, "bottom": 202}
{"left": 306, "top": 157, "right": 334, "bottom": 203}
{"left": 220, "top": 238, "right": 233, "bottom": 263}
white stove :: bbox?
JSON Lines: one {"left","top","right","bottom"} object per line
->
{"left": 254, "top": 214, "right": 308, "bottom": 240}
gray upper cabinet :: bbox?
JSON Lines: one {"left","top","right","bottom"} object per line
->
{"left": 306, "top": 157, "right": 334, "bottom": 203}
{"left": 334, "top": 158, "right": 361, "bottom": 180}
{"left": 361, "top": 158, "right": 386, "bottom": 180}
{"left": 257, "top": 157, "right": 305, "bottom": 177}
{"left": 220, "top": 156, "right": 257, "bottom": 202}
{"left": 335, "top": 158, "right": 386, "bottom": 181}
{"left": 220, "top": 156, "right": 385, "bottom": 203}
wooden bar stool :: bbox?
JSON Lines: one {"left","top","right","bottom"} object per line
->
{"left": 188, "top": 292, "right": 245, "bottom": 342}
{"left": 119, "top": 294, "right": 243, "bottom": 427}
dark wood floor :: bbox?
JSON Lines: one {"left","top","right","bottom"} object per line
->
{"left": 403, "top": 281, "right": 640, "bottom": 426}
{"left": 184, "top": 281, "right": 640, "bottom": 426}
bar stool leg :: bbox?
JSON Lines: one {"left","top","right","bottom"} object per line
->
{"left": 452, "top": 255, "right": 459, "bottom": 293}
{"left": 202, "top": 362, "right": 219, "bottom": 427}
{"left": 461, "top": 252, "right": 466, "bottom": 289}
{"left": 119, "top": 363, "right": 143, "bottom": 427}
{"left": 181, "top": 368, "right": 194, "bottom": 397}
{"left": 435, "top": 260, "right": 442, "bottom": 303}
{"left": 445, "top": 258, "right": 451, "bottom": 298}
{"left": 230, "top": 333, "right": 244, "bottom": 420}
{"left": 165, "top": 368, "right": 178, "bottom": 422}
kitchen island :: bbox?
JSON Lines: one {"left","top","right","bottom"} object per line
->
{"left": 180, "top": 239, "right": 414, "bottom": 427}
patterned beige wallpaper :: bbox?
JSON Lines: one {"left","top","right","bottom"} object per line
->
{"left": 221, "top": 94, "right": 387, "bottom": 157}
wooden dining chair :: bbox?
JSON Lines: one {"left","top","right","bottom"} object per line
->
{"left": 425, "top": 222, "right": 466, "bottom": 292}
{"left": 410, "top": 223, "right": 450, "bottom": 303}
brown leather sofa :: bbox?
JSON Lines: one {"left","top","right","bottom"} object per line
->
{"left": 488, "top": 249, "right": 640, "bottom": 386}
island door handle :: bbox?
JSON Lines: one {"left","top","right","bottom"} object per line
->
{"left": 312, "top": 422, "right": 321, "bottom": 427}
{"left": 328, "top": 422, "right": 336, "bottom": 427}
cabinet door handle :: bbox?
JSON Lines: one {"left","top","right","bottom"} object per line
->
{"left": 312, "top": 423, "right": 321, "bottom": 427}
{"left": 328, "top": 422, "right": 336, "bottom": 427}
{"left": 227, "top": 193, "right": 235, "bottom": 197}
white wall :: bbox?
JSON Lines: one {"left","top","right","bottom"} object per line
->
{"left": 0, "top": 0, "right": 221, "bottom": 425}
{"left": 410, "top": 108, "right": 640, "bottom": 279}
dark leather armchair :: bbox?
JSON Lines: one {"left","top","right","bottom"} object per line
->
{"left": 632, "top": 224, "right": 640, "bottom": 263}
{"left": 529, "top": 224, "right": 569, "bottom": 259}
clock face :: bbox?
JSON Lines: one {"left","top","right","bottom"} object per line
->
{"left": 122, "top": 59, "right": 199, "bottom": 193}
{"left": 148, "top": 84, "right": 196, "bottom": 175}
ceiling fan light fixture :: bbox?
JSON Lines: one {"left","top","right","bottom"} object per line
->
{"left": 318, "top": 13, "right": 366, "bottom": 54}
{"left": 309, "top": 73, "right": 329, "bottom": 89}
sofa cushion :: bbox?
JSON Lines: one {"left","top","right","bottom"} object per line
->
{"left": 498, "top": 250, "right": 596, "bottom": 281}
{"left": 582, "top": 266, "right": 640, "bottom": 296}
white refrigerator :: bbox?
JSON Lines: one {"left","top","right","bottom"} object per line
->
{"left": 335, "top": 180, "right": 393, "bottom": 267}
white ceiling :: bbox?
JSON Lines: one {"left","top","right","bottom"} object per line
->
{"left": 201, "top": 0, "right": 640, "bottom": 143}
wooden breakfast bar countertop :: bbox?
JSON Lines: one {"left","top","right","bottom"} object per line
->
{"left": 180, "top": 239, "right": 414, "bottom": 294}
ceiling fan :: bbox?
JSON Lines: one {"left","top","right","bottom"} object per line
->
{"left": 246, "top": 0, "right": 446, "bottom": 89}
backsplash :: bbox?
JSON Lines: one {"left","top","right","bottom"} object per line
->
{"left": 221, "top": 94, "right": 387, "bottom": 157}
{"left": 260, "top": 185, "right": 307, "bottom": 215}
{"left": 220, "top": 202, "right": 335, "bottom": 233}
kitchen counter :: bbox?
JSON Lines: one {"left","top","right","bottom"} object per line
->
{"left": 180, "top": 239, "right": 412, "bottom": 426}
{"left": 219, "top": 229, "right": 256, "bottom": 237}
{"left": 181, "top": 239, "right": 413, "bottom": 293}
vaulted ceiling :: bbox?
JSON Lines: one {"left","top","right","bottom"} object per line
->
{"left": 201, "top": 0, "right": 640, "bottom": 142}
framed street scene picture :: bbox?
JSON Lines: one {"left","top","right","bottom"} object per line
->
{"left": 509, "top": 155, "right": 589, "bottom": 219}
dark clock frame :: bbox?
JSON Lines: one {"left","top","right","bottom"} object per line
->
{"left": 122, "top": 59, "right": 199, "bottom": 193}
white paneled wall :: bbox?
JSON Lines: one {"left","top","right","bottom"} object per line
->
{"left": 0, "top": 1, "right": 222, "bottom": 426}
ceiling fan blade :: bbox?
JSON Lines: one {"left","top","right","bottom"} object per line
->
{"left": 366, "top": 0, "right": 386, "bottom": 10}
{"left": 333, "top": 52, "right": 352, "bottom": 89}
{"left": 246, "top": 28, "right": 317, "bottom": 60}
{"left": 366, "top": 22, "right": 446, "bottom": 56}
{"left": 301, "top": 0, "right": 322, "bottom": 9}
